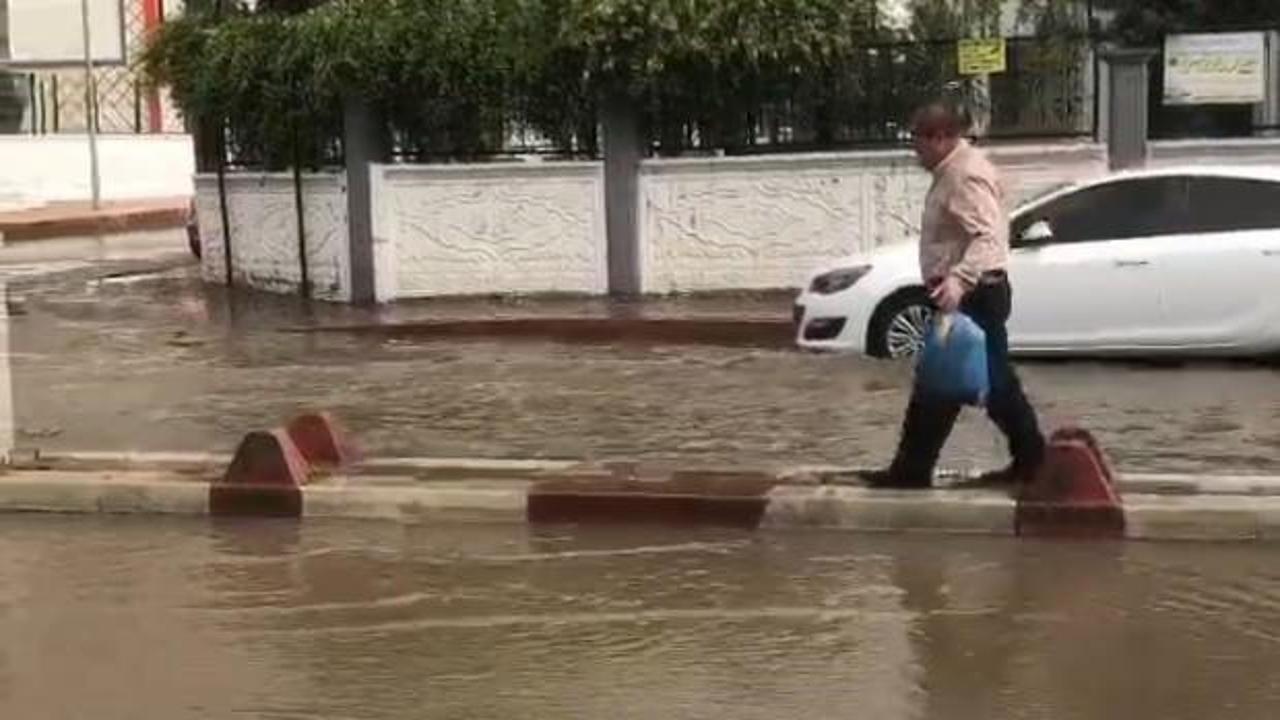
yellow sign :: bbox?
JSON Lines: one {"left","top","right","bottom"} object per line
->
{"left": 957, "top": 38, "right": 1007, "bottom": 75}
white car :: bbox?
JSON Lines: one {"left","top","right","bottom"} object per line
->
{"left": 794, "top": 165, "right": 1280, "bottom": 359}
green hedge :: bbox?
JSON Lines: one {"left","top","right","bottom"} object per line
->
{"left": 142, "top": 0, "right": 1088, "bottom": 167}
{"left": 142, "top": 0, "right": 900, "bottom": 166}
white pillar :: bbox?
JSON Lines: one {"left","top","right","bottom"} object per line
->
{"left": 1254, "top": 31, "right": 1280, "bottom": 136}
{"left": 1100, "top": 47, "right": 1157, "bottom": 170}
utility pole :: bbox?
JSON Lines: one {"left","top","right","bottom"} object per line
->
{"left": 79, "top": 0, "right": 102, "bottom": 210}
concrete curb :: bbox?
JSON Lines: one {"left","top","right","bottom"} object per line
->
{"left": 0, "top": 198, "right": 190, "bottom": 242}
{"left": 5, "top": 463, "right": 1280, "bottom": 543}
{"left": 33, "top": 452, "right": 1280, "bottom": 496}
{"left": 0, "top": 472, "right": 210, "bottom": 515}
{"left": 287, "top": 317, "right": 795, "bottom": 348}
{"left": 762, "top": 485, "right": 1018, "bottom": 536}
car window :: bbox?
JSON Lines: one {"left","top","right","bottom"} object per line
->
{"left": 1014, "top": 181, "right": 1076, "bottom": 209}
{"left": 1013, "top": 177, "right": 1191, "bottom": 245}
{"left": 1184, "top": 176, "right": 1280, "bottom": 233}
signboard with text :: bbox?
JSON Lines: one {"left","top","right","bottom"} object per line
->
{"left": 957, "top": 38, "right": 1006, "bottom": 76}
{"left": 1164, "top": 32, "right": 1266, "bottom": 105}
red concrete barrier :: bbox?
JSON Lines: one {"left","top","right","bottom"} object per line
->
{"left": 297, "top": 318, "right": 795, "bottom": 349}
{"left": 1016, "top": 427, "right": 1125, "bottom": 539}
{"left": 528, "top": 474, "right": 778, "bottom": 529}
{"left": 210, "top": 429, "right": 308, "bottom": 517}
{"left": 286, "top": 412, "right": 359, "bottom": 469}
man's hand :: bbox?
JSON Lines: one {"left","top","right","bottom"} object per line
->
{"left": 930, "top": 275, "right": 966, "bottom": 313}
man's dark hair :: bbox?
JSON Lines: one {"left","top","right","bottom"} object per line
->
{"left": 910, "top": 96, "right": 973, "bottom": 138}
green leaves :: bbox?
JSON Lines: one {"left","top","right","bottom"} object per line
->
{"left": 1105, "top": 0, "right": 1280, "bottom": 45}
{"left": 140, "top": 0, "right": 1102, "bottom": 163}
{"left": 141, "top": 9, "right": 344, "bottom": 168}
{"left": 543, "top": 0, "right": 882, "bottom": 152}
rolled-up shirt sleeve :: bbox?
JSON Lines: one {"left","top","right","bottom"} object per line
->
{"left": 944, "top": 174, "right": 1005, "bottom": 287}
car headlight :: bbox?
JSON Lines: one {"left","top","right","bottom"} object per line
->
{"left": 809, "top": 266, "right": 871, "bottom": 295}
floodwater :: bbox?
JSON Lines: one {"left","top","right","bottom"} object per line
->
{"left": 2, "top": 515, "right": 1279, "bottom": 719}
{"left": 3, "top": 232, "right": 1280, "bottom": 720}
{"left": 2, "top": 236, "right": 1277, "bottom": 475}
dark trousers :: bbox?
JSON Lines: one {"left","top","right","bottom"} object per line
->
{"left": 888, "top": 278, "right": 1046, "bottom": 487}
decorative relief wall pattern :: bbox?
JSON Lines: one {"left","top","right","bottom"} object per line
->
{"left": 194, "top": 174, "right": 350, "bottom": 300}
{"left": 639, "top": 145, "right": 1108, "bottom": 293}
{"left": 195, "top": 144, "right": 1113, "bottom": 300}
{"left": 640, "top": 164, "right": 869, "bottom": 293}
{"left": 379, "top": 164, "right": 607, "bottom": 298}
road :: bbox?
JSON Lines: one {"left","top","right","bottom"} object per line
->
{"left": 1, "top": 229, "right": 1277, "bottom": 475}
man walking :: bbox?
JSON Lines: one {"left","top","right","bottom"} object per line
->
{"left": 866, "top": 99, "right": 1046, "bottom": 489}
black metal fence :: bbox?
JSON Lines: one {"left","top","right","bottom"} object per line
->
{"left": 0, "top": 70, "right": 170, "bottom": 135}
{"left": 208, "top": 33, "right": 1099, "bottom": 167}
{"left": 644, "top": 34, "right": 1098, "bottom": 157}
{"left": 386, "top": 120, "right": 600, "bottom": 164}
{"left": 0, "top": 0, "right": 174, "bottom": 134}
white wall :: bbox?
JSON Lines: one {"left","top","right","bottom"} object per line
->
{"left": 0, "top": 135, "right": 195, "bottom": 210}
{"left": 638, "top": 142, "right": 1108, "bottom": 293}
{"left": 187, "top": 138, "right": 1280, "bottom": 301}
{"left": 191, "top": 143, "right": 1107, "bottom": 301}
{"left": 639, "top": 152, "right": 925, "bottom": 294}
{"left": 372, "top": 163, "right": 608, "bottom": 300}
{"left": 194, "top": 173, "right": 351, "bottom": 301}
{"left": 1149, "top": 138, "right": 1280, "bottom": 168}
{"left": 8, "top": 0, "right": 125, "bottom": 64}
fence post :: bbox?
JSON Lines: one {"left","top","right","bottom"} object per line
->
{"left": 133, "top": 80, "right": 142, "bottom": 134}
{"left": 1100, "top": 47, "right": 1156, "bottom": 170}
{"left": 1255, "top": 30, "right": 1280, "bottom": 137}
{"left": 602, "top": 97, "right": 642, "bottom": 296}
{"left": 342, "top": 94, "right": 389, "bottom": 305}
{"left": 27, "top": 75, "right": 37, "bottom": 135}
{"left": 216, "top": 122, "right": 233, "bottom": 287}
{"left": 291, "top": 125, "right": 310, "bottom": 300}
{"left": 52, "top": 75, "right": 60, "bottom": 133}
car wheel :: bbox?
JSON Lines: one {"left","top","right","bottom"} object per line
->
{"left": 867, "top": 288, "right": 933, "bottom": 360}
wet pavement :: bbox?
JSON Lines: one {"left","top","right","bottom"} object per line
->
{"left": 5, "top": 233, "right": 1280, "bottom": 719}
{"left": 2, "top": 231, "right": 1279, "bottom": 474}
{"left": 3, "top": 515, "right": 1280, "bottom": 719}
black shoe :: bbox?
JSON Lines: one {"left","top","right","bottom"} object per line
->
{"left": 860, "top": 468, "right": 932, "bottom": 490}
{"left": 956, "top": 460, "right": 1041, "bottom": 489}
{"left": 970, "top": 464, "right": 1019, "bottom": 487}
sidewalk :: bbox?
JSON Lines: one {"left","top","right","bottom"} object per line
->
{"left": 0, "top": 197, "right": 191, "bottom": 242}
{"left": 285, "top": 291, "right": 797, "bottom": 348}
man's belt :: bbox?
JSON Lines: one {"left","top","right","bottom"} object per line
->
{"left": 927, "top": 269, "right": 1007, "bottom": 289}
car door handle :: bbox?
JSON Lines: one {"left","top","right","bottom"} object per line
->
{"left": 1114, "top": 259, "right": 1150, "bottom": 268}
{"left": 1264, "top": 249, "right": 1280, "bottom": 257}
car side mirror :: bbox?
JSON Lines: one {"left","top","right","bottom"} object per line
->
{"left": 1018, "top": 219, "right": 1054, "bottom": 246}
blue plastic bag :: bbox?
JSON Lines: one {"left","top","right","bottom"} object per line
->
{"left": 914, "top": 312, "right": 989, "bottom": 406}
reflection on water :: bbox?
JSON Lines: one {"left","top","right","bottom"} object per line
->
{"left": 0, "top": 278, "right": 12, "bottom": 462}
{"left": 2, "top": 516, "right": 1279, "bottom": 719}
